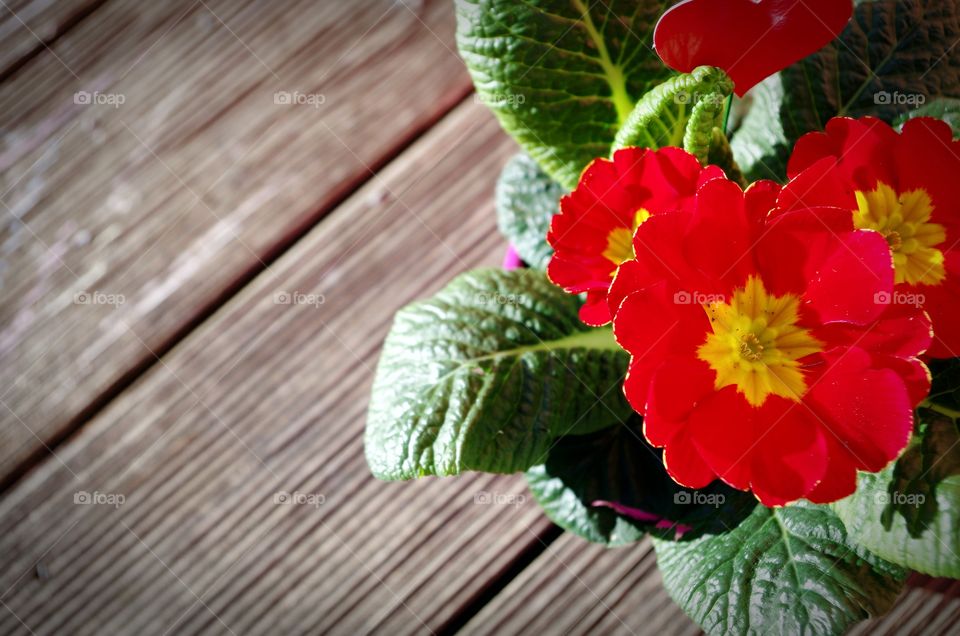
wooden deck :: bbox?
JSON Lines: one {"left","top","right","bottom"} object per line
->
{"left": 0, "top": 1, "right": 958, "bottom": 633}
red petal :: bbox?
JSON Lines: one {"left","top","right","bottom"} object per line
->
{"left": 801, "top": 229, "right": 893, "bottom": 325}
{"left": 919, "top": 255, "right": 960, "bottom": 358}
{"left": 807, "top": 347, "right": 915, "bottom": 473}
{"left": 549, "top": 146, "right": 723, "bottom": 325}
{"left": 683, "top": 178, "right": 757, "bottom": 289}
{"left": 816, "top": 303, "right": 932, "bottom": 359}
{"left": 630, "top": 212, "right": 696, "bottom": 287}
{"left": 663, "top": 428, "right": 717, "bottom": 490}
{"left": 644, "top": 357, "right": 715, "bottom": 446}
{"left": 754, "top": 208, "right": 861, "bottom": 299}
{"left": 615, "top": 283, "right": 707, "bottom": 412}
{"left": 804, "top": 433, "right": 859, "bottom": 504}
{"left": 788, "top": 117, "right": 899, "bottom": 189}
{"left": 749, "top": 406, "right": 828, "bottom": 506}
{"left": 896, "top": 118, "right": 960, "bottom": 231}
{"left": 878, "top": 355, "right": 931, "bottom": 407}
{"left": 687, "top": 387, "right": 758, "bottom": 491}
{"left": 623, "top": 357, "right": 653, "bottom": 415}
{"left": 654, "top": 0, "right": 853, "bottom": 96}
{"left": 698, "top": 165, "right": 727, "bottom": 187}
{"left": 788, "top": 133, "right": 843, "bottom": 179}
{"left": 608, "top": 259, "right": 650, "bottom": 319}
{"left": 743, "top": 179, "right": 782, "bottom": 225}
{"left": 778, "top": 157, "right": 856, "bottom": 213}
{"left": 814, "top": 302, "right": 932, "bottom": 405}
{"left": 613, "top": 283, "right": 705, "bottom": 360}
{"left": 578, "top": 291, "right": 612, "bottom": 326}
{"left": 547, "top": 253, "right": 611, "bottom": 294}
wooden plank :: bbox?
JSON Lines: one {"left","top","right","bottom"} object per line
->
{"left": 0, "top": 0, "right": 105, "bottom": 81}
{"left": 0, "top": 0, "right": 473, "bottom": 485}
{"left": 851, "top": 575, "right": 960, "bottom": 635}
{"left": 461, "top": 535, "right": 700, "bottom": 636}
{"left": 0, "top": 100, "right": 562, "bottom": 636}
{"left": 465, "top": 534, "right": 960, "bottom": 635}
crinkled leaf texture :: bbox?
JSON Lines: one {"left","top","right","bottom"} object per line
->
{"left": 729, "top": 75, "right": 789, "bottom": 182}
{"left": 654, "top": 502, "right": 907, "bottom": 636}
{"left": 365, "top": 269, "right": 631, "bottom": 481}
{"left": 613, "top": 65, "right": 733, "bottom": 164}
{"left": 496, "top": 154, "right": 565, "bottom": 271}
{"left": 526, "top": 416, "right": 755, "bottom": 546}
{"left": 731, "top": 0, "right": 960, "bottom": 182}
{"left": 834, "top": 359, "right": 960, "bottom": 579}
{"left": 455, "top": 0, "right": 675, "bottom": 189}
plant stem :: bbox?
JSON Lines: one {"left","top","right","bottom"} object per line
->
{"left": 722, "top": 94, "right": 733, "bottom": 135}
{"left": 920, "top": 400, "right": 960, "bottom": 420}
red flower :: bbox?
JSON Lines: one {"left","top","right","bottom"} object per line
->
{"left": 547, "top": 147, "right": 723, "bottom": 326}
{"left": 608, "top": 177, "right": 930, "bottom": 506}
{"left": 782, "top": 116, "right": 960, "bottom": 358}
{"left": 654, "top": 0, "right": 853, "bottom": 96}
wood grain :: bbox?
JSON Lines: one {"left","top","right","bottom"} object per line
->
{"left": 461, "top": 535, "right": 701, "bottom": 636}
{"left": 0, "top": 99, "right": 560, "bottom": 636}
{"left": 0, "top": 0, "right": 472, "bottom": 486}
{"left": 0, "top": 0, "right": 105, "bottom": 81}
{"left": 852, "top": 575, "right": 960, "bottom": 635}
{"left": 2, "top": 2, "right": 958, "bottom": 634}
{"left": 465, "top": 534, "right": 960, "bottom": 635}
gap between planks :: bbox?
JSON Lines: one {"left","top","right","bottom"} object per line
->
{"left": 0, "top": 99, "right": 579, "bottom": 636}
{"left": 0, "top": 0, "right": 473, "bottom": 493}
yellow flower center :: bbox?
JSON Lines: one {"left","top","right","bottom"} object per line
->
{"left": 854, "top": 182, "right": 946, "bottom": 286}
{"left": 602, "top": 208, "right": 651, "bottom": 272}
{"left": 697, "top": 276, "right": 822, "bottom": 407}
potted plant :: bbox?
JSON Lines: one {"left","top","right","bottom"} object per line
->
{"left": 366, "top": 1, "right": 960, "bottom": 633}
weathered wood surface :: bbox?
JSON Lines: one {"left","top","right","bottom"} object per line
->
{"left": 852, "top": 576, "right": 960, "bottom": 635}
{"left": 465, "top": 533, "right": 960, "bottom": 636}
{"left": 0, "top": 100, "right": 561, "bottom": 635}
{"left": 0, "top": 0, "right": 472, "bottom": 486}
{"left": 462, "top": 535, "right": 700, "bottom": 636}
{"left": 0, "top": 0, "right": 104, "bottom": 80}
{"left": 2, "top": 1, "right": 959, "bottom": 634}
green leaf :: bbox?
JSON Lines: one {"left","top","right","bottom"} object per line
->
{"left": 365, "top": 269, "right": 632, "bottom": 481}
{"left": 783, "top": 0, "right": 960, "bottom": 135}
{"left": 654, "top": 502, "right": 907, "bottom": 636}
{"left": 612, "top": 66, "right": 733, "bottom": 163}
{"left": 496, "top": 153, "right": 566, "bottom": 271}
{"left": 707, "top": 128, "right": 746, "bottom": 188}
{"left": 729, "top": 76, "right": 790, "bottom": 182}
{"left": 895, "top": 97, "right": 960, "bottom": 137}
{"left": 456, "top": 0, "right": 674, "bottom": 189}
{"left": 526, "top": 416, "right": 755, "bottom": 546}
{"left": 731, "top": 0, "right": 960, "bottom": 182}
{"left": 833, "top": 359, "right": 960, "bottom": 578}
